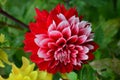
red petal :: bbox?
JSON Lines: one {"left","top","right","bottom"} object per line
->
{"left": 59, "top": 64, "right": 66, "bottom": 73}
{"left": 62, "top": 27, "right": 71, "bottom": 39}
{"left": 48, "top": 60, "right": 59, "bottom": 69}
{"left": 74, "top": 65, "right": 82, "bottom": 70}
{"left": 77, "top": 35, "right": 87, "bottom": 44}
{"left": 71, "top": 50, "right": 78, "bottom": 57}
{"left": 37, "top": 48, "right": 48, "bottom": 58}
{"left": 48, "top": 42, "right": 57, "bottom": 49}
{"left": 57, "top": 13, "right": 66, "bottom": 20}
{"left": 40, "top": 38, "right": 53, "bottom": 48}
{"left": 29, "top": 22, "right": 47, "bottom": 34}
{"left": 75, "top": 45, "right": 83, "bottom": 50}
{"left": 78, "top": 21, "right": 88, "bottom": 28}
{"left": 79, "top": 27, "right": 92, "bottom": 36}
{"left": 67, "top": 35, "right": 78, "bottom": 43}
{"left": 35, "top": 8, "right": 49, "bottom": 21}
{"left": 49, "top": 30, "right": 63, "bottom": 40}
{"left": 79, "top": 15, "right": 83, "bottom": 21}
{"left": 24, "top": 32, "right": 38, "bottom": 52}
{"left": 89, "top": 42, "right": 99, "bottom": 52}
{"left": 87, "top": 52, "right": 94, "bottom": 60}
{"left": 24, "top": 32, "right": 34, "bottom": 39}
{"left": 56, "top": 37, "right": 66, "bottom": 46}
{"left": 57, "top": 20, "right": 69, "bottom": 31}
{"left": 65, "top": 8, "right": 78, "bottom": 19}
{"left": 48, "top": 61, "right": 59, "bottom": 73}
{"left": 68, "top": 44, "right": 75, "bottom": 49}
{"left": 69, "top": 16, "right": 79, "bottom": 25}
{"left": 71, "top": 23, "right": 79, "bottom": 35}
{"left": 80, "top": 46, "right": 89, "bottom": 54}
{"left": 65, "top": 63, "right": 73, "bottom": 72}
{"left": 80, "top": 54, "right": 88, "bottom": 60}
{"left": 34, "top": 34, "right": 48, "bottom": 47}
{"left": 48, "top": 21, "right": 56, "bottom": 32}
{"left": 30, "top": 53, "right": 43, "bottom": 63}
{"left": 51, "top": 4, "right": 67, "bottom": 15}
{"left": 37, "top": 61, "right": 50, "bottom": 70}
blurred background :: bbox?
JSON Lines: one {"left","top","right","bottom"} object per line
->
{"left": 0, "top": 0, "right": 120, "bottom": 80}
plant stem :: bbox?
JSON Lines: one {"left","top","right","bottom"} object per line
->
{"left": 0, "top": 8, "right": 28, "bottom": 29}
{"left": 0, "top": 21, "right": 23, "bottom": 30}
{"left": 0, "top": 46, "right": 23, "bottom": 50}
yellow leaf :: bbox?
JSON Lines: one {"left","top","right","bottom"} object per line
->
{"left": 23, "top": 76, "right": 31, "bottom": 80}
{"left": 21, "top": 57, "right": 30, "bottom": 70}
{"left": 0, "top": 76, "right": 4, "bottom": 80}
{"left": 0, "top": 33, "right": 5, "bottom": 43}
{"left": 0, "top": 49, "right": 11, "bottom": 65}
{"left": 0, "top": 57, "right": 53, "bottom": 80}
{"left": 29, "top": 71, "right": 38, "bottom": 80}
{"left": 37, "top": 70, "right": 53, "bottom": 80}
{"left": 12, "top": 64, "right": 20, "bottom": 75}
{"left": 0, "top": 60, "right": 4, "bottom": 67}
{"left": 61, "top": 73, "right": 68, "bottom": 79}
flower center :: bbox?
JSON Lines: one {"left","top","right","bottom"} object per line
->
{"left": 54, "top": 48, "right": 70, "bottom": 65}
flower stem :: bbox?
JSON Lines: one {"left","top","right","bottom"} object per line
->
{"left": 0, "top": 21, "right": 23, "bottom": 30}
{"left": 0, "top": 8, "right": 28, "bottom": 29}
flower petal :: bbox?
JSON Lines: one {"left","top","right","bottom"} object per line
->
{"left": 65, "top": 8, "right": 78, "bottom": 19}
{"left": 68, "top": 44, "right": 75, "bottom": 49}
{"left": 80, "top": 46, "right": 89, "bottom": 54}
{"left": 48, "top": 21, "right": 56, "bottom": 32}
{"left": 62, "top": 27, "right": 71, "bottom": 39}
{"left": 71, "top": 50, "right": 78, "bottom": 57}
{"left": 78, "top": 21, "right": 88, "bottom": 28}
{"left": 80, "top": 54, "right": 88, "bottom": 60}
{"left": 56, "top": 37, "right": 66, "bottom": 46}
{"left": 57, "top": 13, "right": 66, "bottom": 20}
{"left": 37, "top": 48, "right": 48, "bottom": 58}
{"left": 71, "top": 23, "right": 79, "bottom": 35}
{"left": 86, "top": 45, "right": 94, "bottom": 50}
{"left": 87, "top": 52, "right": 94, "bottom": 60}
{"left": 57, "top": 20, "right": 69, "bottom": 31}
{"left": 86, "top": 33, "right": 94, "bottom": 42}
{"left": 34, "top": 34, "right": 48, "bottom": 46}
{"left": 77, "top": 35, "right": 87, "bottom": 44}
{"left": 48, "top": 42, "right": 57, "bottom": 49}
{"left": 79, "top": 26, "right": 92, "bottom": 36}
{"left": 69, "top": 16, "right": 79, "bottom": 25}
{"left": 49, "top": 31, "right": 63, "bottom": 40}
{"left": 67, "top": 35, "right": 78, "bottom": 43}
{"left": 39, "top": 38, "right": 53, "bottom": 48}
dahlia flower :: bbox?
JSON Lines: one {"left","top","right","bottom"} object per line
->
{"left": 0, "top": 57, "right": 52, "bottom": 80}
{"left": 24, "top": 4, "right": 98, "bottom": 74}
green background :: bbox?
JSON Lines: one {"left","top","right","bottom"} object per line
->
{"left": 0, "top": 0, "right": 120, "bottom": 80}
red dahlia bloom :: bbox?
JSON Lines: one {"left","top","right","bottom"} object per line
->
{"left": 24, "top": 4, "right": 98, "bottom": 74}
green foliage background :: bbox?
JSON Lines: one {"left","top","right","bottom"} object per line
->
{"left": 0, "top": 0, "right": 120, "bottom": 80}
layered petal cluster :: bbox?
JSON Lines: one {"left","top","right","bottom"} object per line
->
{"left": 0, "top": 57, "right": 52, "bottom": 80}
{"left": 24, "top": 5, "right": 98, "bottom": 74}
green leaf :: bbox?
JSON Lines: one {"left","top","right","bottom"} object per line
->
{"left": 66, "top": 72, "right": 77, "bottom": 80}
{"left": 94, "top": 25, "right": 104, "bottom": 48}
{"left": 53, "top": 73, "right": 61, "bottom": 80}
{"left": 0, "top": 60, "right": 4, "bottom": 67}
{"left": 102, "top": 19, "right": 120, "bottom": 47}
{"left": 0, "top": 0, "right": 7, "bottom": 6}
{"left": 78, "top": 65, "right": 96, "bottom": 80}
{"left": 90, "top": 58, "right": 120, "bottom": 76}
{"left": 83, "top": 0, "right": 107, "bottom": 7}
{"left": 0, "top": 49, "right": 11, "bottom": 65}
